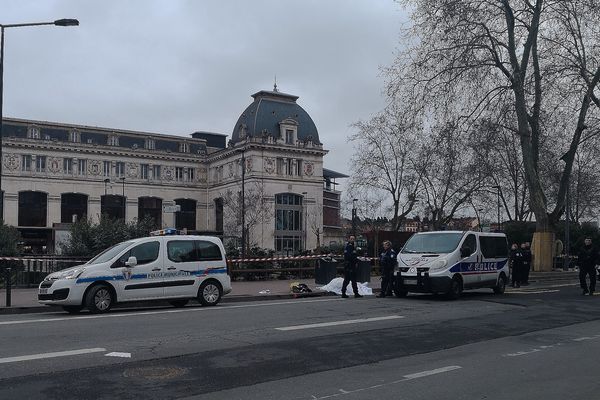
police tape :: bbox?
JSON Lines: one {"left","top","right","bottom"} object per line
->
{"left": 0, "top": 257, "right": 89, "bottom": 263}
{"left": 226, "top": 255, "right": 377, "bottom": 263}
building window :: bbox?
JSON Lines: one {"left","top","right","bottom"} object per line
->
{"left": 179, "top": 142, "right": 190, "bottom": 153}
{"left": 27, "top": 126, "right": 41, "bottom": 139}
{"left": 115, "top": 162, "right": 125, "bottom": 177}
{"left": 175, "top": 198, "right": 196, "bottom": 231}
{"left": 274, "top": 193, "right": 304, "bottom": 254}
{"left": 103, "top": 161, "right": 111, "bottom": 177}
{"left": 276, "top": 158, "right": 284, "bottom": 175}
{"left": 138, "top": 197, "right": 162, "bottom": 228}
{"left": 18, "top": 191, "right": 47, "bottom": 227}
{"left": 78, "top": 159, "right": 87, "bottom": 175}
{"left": 175, "top": 167, "right": 184, "bottom": 181}
{"left": 152, "top": 165, "right": 161, "bottom": 180}
{"left": 107, "top": 135, "right": 119, "bottom": 146}
{"left": 296, "top": 160, "right": 302, "bottom": 176}
{"left": 145, "top": 138, "right": 156, "bottom": 150}
{"left": 214, "top": 198, "right": 223, "bottom": 232}
{"left": 61, "top": 193, "right": 87, "bottom": 223}
{"left": 141, "top": 164, "right": 149, "bottom": 180}
{"left": 186, "top": 167, "right": 194, "bottom": 182}
{"left": 285, "top": 129, "right": 294, "bottom": 144}
{"left": 35, "top": 156, "right": 47, "bottom": 173}
{"left": 101, "top": 195, "right": 125, "bottom": 220}
{"left": 69, "top": 131, "right": 81, "bottom": 143}
{"left": 21, "top": 155, "right": 32, "bottom": 172}
{"left": 63, "top": 158, "right": 73, "bottom": 175}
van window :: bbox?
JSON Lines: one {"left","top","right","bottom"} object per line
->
{"left": 402, "top": 232, "right": 463, "bottom": 254}
{"left": 168, "top": 240, "right": 196, "bottom": 262}
{"left": 89, "top": 241, "right": 135, "bottom": 265}
{"left": 479, "top": 236, "right": 508, "bottom": 258}
{"left": 196, "top": 240, "right": 222, "bottom": 261}
{"left": 462, "top": 234, "right": 477, "bottom": 256}
{"left": 114, "top": 241, "right": 160, "bottom": 267}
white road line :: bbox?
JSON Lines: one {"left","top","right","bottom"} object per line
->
{"left": 0, "top": 297, "right": 342, "bottom": 326}
{"left": 403, "top": 365, "right": 462, "bottom": 379}
{"left": 105, "top": 352, "right": 131, "bottom": 358}
{"left": 275, "top": 315, "right": 404, "bottom": 331}
{"left": 509, "top": 289, "right": 559, "bottom": 294}
{"left": 0, "top": 348, "right": 106, "bottom": 364}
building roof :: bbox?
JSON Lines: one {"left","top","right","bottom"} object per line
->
{"left": 323, "top": 168, "right": 349, "bottom": 179}
{"left": 231, "top": 89, "right": 320, "bottom": 144}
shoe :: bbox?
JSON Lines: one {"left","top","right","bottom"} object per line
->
{"left": 354, "top": 294, "right": 363, "bottom": 298}
{"left": 582, "top": 289, "right": 589, "bottom": 295}
{"left": 341, "top": 294, "right": 349, "bottom": 298}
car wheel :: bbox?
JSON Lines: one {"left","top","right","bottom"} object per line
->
{"left": 493, "top": 274, "right": 507, "bottom": 294}
{"left": 446, "top": 276, "right": 462, "bottom": 300}
{"left": 63, "top": 305, "right": 83, "bottom": 314}
{"left": 169, "top": 299, "right": 189, "bottom": 308}
{"left": 85, "top": 284, "right": 114, "bottom": 314}
{"left": 198, "top": 280, "right": 222, "bottom": 306}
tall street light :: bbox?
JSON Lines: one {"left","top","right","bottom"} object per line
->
{"left": 235, "top": 148, "right": 246, "bottom": 260}
{"left": 560, "top": 152, "right": 570, "bottom": 271}
{"left": 492, "top": 185, "right": 501, "bottom": 231}
{"left": 302, "top": 191, "right": 307, "bottom": 251}
{"left": 352, "top": 198, "right": 358, "bottom": 237}
{"left": 0, "top": 19, "right": 79, "bottom": 219}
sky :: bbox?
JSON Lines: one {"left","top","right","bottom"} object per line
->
{"left": 1, "top": 0, "right": 407, "bottom": 195}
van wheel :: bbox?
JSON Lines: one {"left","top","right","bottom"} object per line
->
{"left": 63, "top": 305, "right": 83, "bottom": 314}
{"left": 85, "top": 284, "right": 114, "bottom": 314}
{"left": 198, "top": 281, "right": 222, "bottom": 306}
{"left": 169, "top": 299, "right": 189, "bottom": 308}
{"left": 493, "top": 274, "right": 507, "bottom": 294}
{"left": 446, "top": 277, "right": 462, "bottom": 300}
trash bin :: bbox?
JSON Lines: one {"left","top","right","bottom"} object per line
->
{"left": 315, "top": 258, "right": 338, "bottom": 284}
{"left": 356, "top": 259, "right": 372, "bottom": 283}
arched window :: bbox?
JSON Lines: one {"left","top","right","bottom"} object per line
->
{"left": 214, "top": 198, "right": 224, "bottom": 232}
{"left": 175, "top": 198, "right": 196, "bottom": 231}
{"left": 18, "top": 191, "right": 48, "bottom": 227}
{"left": 61, "top": 193, "right": 88, "bottom": 223}
{"left": 138, "top": 197, "right": 162, "bottom": 228}
{"left": 101, "top": 194, "right": 125, "bottom": 220}
{"left": 274, "top": 193, "right": 303, "bottom": 255}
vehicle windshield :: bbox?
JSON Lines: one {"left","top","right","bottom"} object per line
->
{"left": 86, "top": 241, "right": 135, "bottom": 265}
{"left": 401, "top": 232, "right": 464, "bottom": 254}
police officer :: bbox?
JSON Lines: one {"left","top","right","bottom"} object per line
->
{"left": 377, "top": 240, "right": 397, "bottom": 298}
{"left": 510, "top": 243, "right": 523, "bottom": 288}
{"left": 342, "top": 235, "right": 362, "bottom": 298}
{"left": 577, "top": 237, "right": 598, "bottom": 296}
{"left": 521, "top": 242, "right": 532, "bottom": 286}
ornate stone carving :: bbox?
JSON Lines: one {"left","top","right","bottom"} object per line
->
{"left": 303, "top": 162, "right": 314, "bottom": 176}
{"left": 127, "top": 162, "right": 139, "bottom": 178}
{"left": 3, "top": 153, "right": 20, "bottom": 171}
{"left": 264, "top": 157, "right": 275, "bottom": 174}
{"left": 88, "top": 160, "right": 102, "bottom": 176}
{"left": 246, "top": 157, "right": 253, "bottom": 172}
{"left": 47, "top": 157, "right": 62, "bottom": 173}
{"left": 163, "top": 166, "right": 174, "bottom": 180}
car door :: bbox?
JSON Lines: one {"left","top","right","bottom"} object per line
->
{"left": 163, "top": 238, "right": 198, "bottom": 298}
{"left": 459, "top": 233, "right": 479, "bottom": 289}
{"left": 112, "top": 240, "right": 164, "bottom": 301}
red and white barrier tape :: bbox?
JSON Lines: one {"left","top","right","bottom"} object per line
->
{"left": 0, "top": 257, "right": 88, "bottom": 263}
{"left": 227, "top": 255, "right": 377, "bottom": 263}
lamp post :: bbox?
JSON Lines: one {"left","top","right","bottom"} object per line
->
{"left": 492, "top": 185, "right": 501, "bottom": 231}
{"left": 302, "top": 191, "right": 307, "bottom": 251}
{"left": 352, "top": 198, "right": 358, "bottom": 237}
{"left": 235, "top": 149, "right": 246, "bottom": 260}
{"left": 104, "top": 178, "right": 110, "bottom": 196}
{"left": 0, "top": 18, "right": 79, "bottom": 219}
{"left": 560, "top": 152, "right": 570, "bottom": 271}
{"left": 120, "top": 177, "right": 125, "bottom": 221}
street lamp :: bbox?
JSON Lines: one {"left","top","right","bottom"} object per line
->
{"left": 0, "top": 18, "right": 79, "bottom": 219}
{"left": 352, "top": 198, "right": 358, "bottom": 237}
{"left": 302, "top": 191, "right": 307, "bottom": 251}
{"left": 234, "top": 148, "right": 246, "bottom": 260}
{"left": 560, "top": 152, "right": 570, "bottom": 271}
{"left": 104, "top": 178, "right": 110, "bottom": 196}
{"left": 120, "top": 177, "right": 125, "bottom": 221}
{"left": 492, "top": 185, "right": 501, "bottom": 231}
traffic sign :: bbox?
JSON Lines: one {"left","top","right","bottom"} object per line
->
{"left": 163, "top": 205, "right": 181, "bottom": 213}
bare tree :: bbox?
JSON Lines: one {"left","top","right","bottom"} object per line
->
{"left": 306, "top": 200, "right": 323, "bottom": 248}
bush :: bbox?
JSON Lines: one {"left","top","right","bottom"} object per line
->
{"left": 0, "top": 222, "right": 21, "bottom": 257}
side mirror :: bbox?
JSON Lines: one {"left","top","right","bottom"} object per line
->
{"left": 460, "top": 247, "right": 471, "bottom": 258}
{"left": 125, "top": 256, "right": 137, "bottom": 267}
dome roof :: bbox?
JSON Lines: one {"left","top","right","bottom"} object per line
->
{"left": 231, "top": 89, "right": 320, "bottom": 144}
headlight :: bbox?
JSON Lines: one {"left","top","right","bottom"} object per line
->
{"left": 429, "top": 259, "right": 448, "bottom": 272}
{"left": 56, "top": 268, "right": 85, "bottom": 280}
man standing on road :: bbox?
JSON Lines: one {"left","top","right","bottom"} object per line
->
{"left": 577, "top": 237, "right": 597, "bottom": 296}
{"left": 342, "top": 235, "right": 362, "bottom": 298}
{"left": 377, "top": 240, "right": 396, "bottom": 298}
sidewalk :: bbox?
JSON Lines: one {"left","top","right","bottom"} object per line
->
{"left": 0, "top": 270, "right": 579, "bottom": 314}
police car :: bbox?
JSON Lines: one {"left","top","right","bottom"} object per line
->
{"left": 38, "top": 229, "right": 231, "bottom": 313}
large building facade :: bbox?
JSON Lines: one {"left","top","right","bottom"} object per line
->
{"left": 0, "top": 88, "right": 345, "bottom": 254}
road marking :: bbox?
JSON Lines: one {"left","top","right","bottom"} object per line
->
{"left": 312, "top": 365, "right": 462, "bottom": 399}
{"left": 0, "top": 298, "right": 342, "bottom": 326}
{"left": 508, "top": 289, "right": 559, "bottom": 294}
{"left": 0, "top": 348, "right": 106, "bottom": 364}
{"left": 403, "top": 365, "right": 462, "bottom": 379}
{"left": 105, "top": 352, "right": 131, "bottom": 358}
{"left": 275, "top": 315, "right": 404, "bottom": 331}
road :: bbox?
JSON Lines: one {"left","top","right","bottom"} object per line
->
{"left": 0, "top": 282, "right": 598, "bottom": 399}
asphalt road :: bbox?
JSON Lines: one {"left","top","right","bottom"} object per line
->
{"left": 0, "top": 282, "right": 598, "bottom": 399}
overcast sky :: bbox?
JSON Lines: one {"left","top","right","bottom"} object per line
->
{"left": 2, "top": 1, "right": 407, "bottom": 194}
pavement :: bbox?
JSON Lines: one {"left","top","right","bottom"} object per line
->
{"left": 0, "top": 270, "right": 579, "bottom": 314}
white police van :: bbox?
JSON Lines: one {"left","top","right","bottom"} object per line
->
{"left": 393, "top": 231, "right": 509, "bottom": 299}
{"left": 38, "top": 229, "right": 231, "bottom": 313}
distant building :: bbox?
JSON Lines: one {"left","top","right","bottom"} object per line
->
{"left": 0, "top": 88, "right": 346, "bottom": 254}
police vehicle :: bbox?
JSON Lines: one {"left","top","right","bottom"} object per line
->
{"left": 38, "top": 229, "right": 231, "bottom": 313}
{"left": 394, "top": 231, "right": 509, "bottom": 299}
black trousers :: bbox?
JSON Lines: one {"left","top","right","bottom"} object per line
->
{"left": 579, "top": 267, "right": 596, "bottom": 292}
{"left": 523, "top": 262, "right": 531, "bottom": 283}
{"left": 342, "top": 267, "right": 359, "bottom": 295}
{"left": 511, "top": 264, "right": 522, "bottom": 285}
{"left": 380, "top": 267, "right": 394, "bottom": 296}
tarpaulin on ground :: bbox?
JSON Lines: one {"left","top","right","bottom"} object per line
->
{"left": 316, "top": 277, "right": 373, "bottom": 296}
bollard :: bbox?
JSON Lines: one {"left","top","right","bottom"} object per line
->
{"left": 5, "top": 267, "right": 11, "bottom": 307}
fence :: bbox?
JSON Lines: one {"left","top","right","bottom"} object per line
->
{"left": 0, "top": 256, "right": 88, "bottom": 288}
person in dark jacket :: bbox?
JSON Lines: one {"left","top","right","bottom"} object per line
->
{"left": 510, "top": 243, "right": 524, "bottom": 288}
{"left": 342, "top": 235, "right": 362, "bottom": 298}
{"left": 521, "top": 242, "right": 532, "bottom": 286}
{"left": 577, "top": 238, "right": 598, "bottom": 296}
{"left": 377, "top": 240, "right": 397, "bottom": 298}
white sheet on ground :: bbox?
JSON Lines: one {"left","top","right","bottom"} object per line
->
{"left": 317, "top": 277, "right": 373, "bottom": 296}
